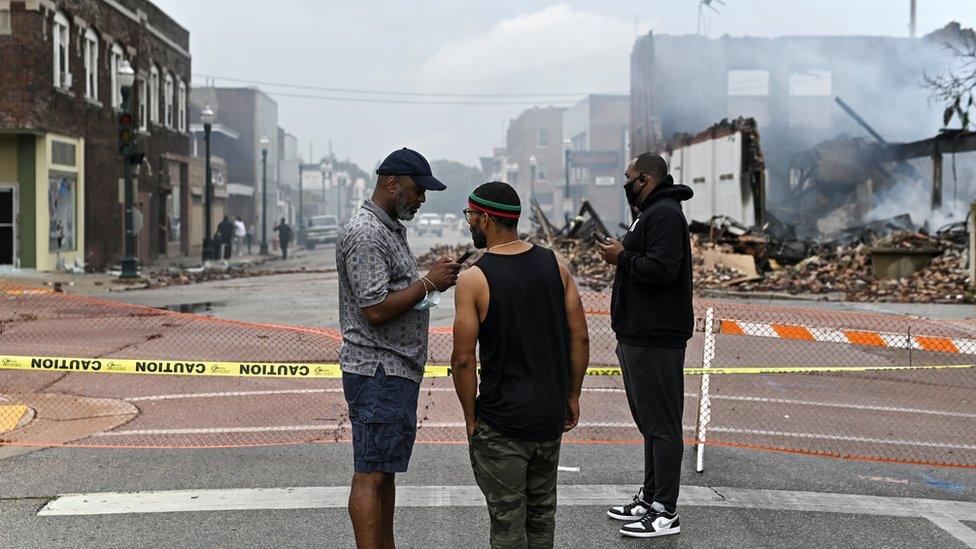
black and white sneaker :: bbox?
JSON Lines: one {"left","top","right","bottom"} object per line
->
{"left": 606, "top": 488, "right": 651, "bottom": 521}
{"left": 620, "top": 509, "right": 680, "bottom": 538}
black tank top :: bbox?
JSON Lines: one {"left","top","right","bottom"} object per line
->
{"left": 474, "top": 244, "right": 571, "bottom": 441}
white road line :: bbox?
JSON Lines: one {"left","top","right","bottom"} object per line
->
{"left": 92, "top": 422, "right": 655, "bottom": 436}
{"left": 125, "top": 390, "right": 969, "bottom": 420}
{"left": 128, "top": 389, "right": 344, "bottom": 402}
{"left": 39, "top": 484, "right": 976, "bottom": 546}
{"left": 708, "top": 427, "right": 976, "bottom": 451}
{"left": 706, "top": 394, "right": 976, "bottom": 419}
{"left": 90, "top": 423, "right": 974, "bottom": 451}
{"left": 36, "top": 484, "right": 976, "bottom": 535}
{"left": 928, "top": 516, "right": 976, "bottom": 548}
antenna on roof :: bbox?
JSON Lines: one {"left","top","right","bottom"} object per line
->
{"left": 698, "top": 0, "right": 725, "bottom": 37}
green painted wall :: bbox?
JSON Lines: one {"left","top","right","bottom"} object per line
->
{"left": 17, "top": 135, "right": 36, "bottom": 269}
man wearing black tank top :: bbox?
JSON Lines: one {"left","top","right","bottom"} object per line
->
{"left": 598, "top": 153, "right": 694, "bottom": 539}
{"left": 452, "top": 182, "right": 590, "bottom": 549}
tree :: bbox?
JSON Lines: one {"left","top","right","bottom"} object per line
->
{"left": 926, "top": 31, "right": 976, "bottom": 129}
{"left": 422, "top": 160, "right": 487, "bottom": 215}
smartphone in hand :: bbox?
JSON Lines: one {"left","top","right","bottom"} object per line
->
{"left": 592, "top": 233, "right": 609, "bottom": 245}
{"left": 455, "top": 250, "right": 474, "bottom": 264}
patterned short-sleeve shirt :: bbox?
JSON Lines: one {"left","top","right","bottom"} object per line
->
{"left": 336, "top": 200, "right": 428, "bottom": 382}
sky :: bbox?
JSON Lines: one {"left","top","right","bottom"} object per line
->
{"left": 154, "top": 0, "right": 976, "bottom": 170}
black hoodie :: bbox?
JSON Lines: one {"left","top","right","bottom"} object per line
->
{"left": 610, "top": 176, "right": 695, "bottom": 348}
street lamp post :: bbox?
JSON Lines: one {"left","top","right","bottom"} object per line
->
{"left": 320, "top": 161, "right": 328, "bottom": 216}
{"left": 563, "top": 138, "right": 573, "bottom": 214}
{"left": 528, "top": 154, "right": 537, "bottom": 205}
{"left": 200, "top": 104, "right": 215, "bottom": 261}
{"left": 118, "top": 60, "right": 138, "bottom": 279}
{"left": 297, "top": 160, "right": 304, "bottom": 246}
{"left": 259, "top": 136, "right": 269, "bottom": 255}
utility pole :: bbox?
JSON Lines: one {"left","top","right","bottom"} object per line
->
{"left": 298, "top": 162, "right": 304, "bottom": 246}
{"left": 259, "top": 136, "right": 269, "bottom": 255}
{"left": 118, "top": 60, "right": 138, "bottom": 279}
{"left": 910, "top": 0, "right": 917, "bottom": 38}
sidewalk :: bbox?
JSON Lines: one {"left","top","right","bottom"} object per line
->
{"left": 0, "top": 248, "right": 314, "bottom": 295}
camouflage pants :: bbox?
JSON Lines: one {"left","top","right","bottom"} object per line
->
{"left": 468, "top": 421, "right": 562, "bottom": 549}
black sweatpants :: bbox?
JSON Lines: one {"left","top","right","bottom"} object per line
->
{"left": 616, "top": 343, "right": 685, "bottom": 512}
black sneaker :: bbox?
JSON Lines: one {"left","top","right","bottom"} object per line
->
{"left": 620, "top": 509, "right": 680, "bottom": 538}
{"left": 606, "top": 488, "right": 651, "bottom": 521}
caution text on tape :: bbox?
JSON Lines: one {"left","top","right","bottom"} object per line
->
{"left": 0, "top": 356, "right": 971, "bottom": 379}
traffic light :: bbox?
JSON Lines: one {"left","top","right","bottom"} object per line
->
{"left": 118, "top": 112, "right": 134, "bottom": 157}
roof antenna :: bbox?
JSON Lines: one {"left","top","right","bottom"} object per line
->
{"left": 698, "top": 0, "right": 725, "bottom": 37}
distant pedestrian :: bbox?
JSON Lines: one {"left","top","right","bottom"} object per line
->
{"left": 274, "top": 218, "right": 292, "bottom": 260}
{"left": 246, "top": 223, "right": 254, "bottom": 255}
{"left": 337, "top": 148, "right": 461, "bottom": 549}
{"left": 598, "top": 153, "right": 694, "bottom": 539}
{"left": 452, "top": 182, "right": 589, "bottom": 548}
{"left": 217, "top": 216, "right": 235, "bottom": 260}
{"left": 234, "top": 216, "right": 247, "bottom": 256}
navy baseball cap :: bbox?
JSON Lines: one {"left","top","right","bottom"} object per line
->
{"left": 376, "top": 148, "right": 447, "bottom": 191}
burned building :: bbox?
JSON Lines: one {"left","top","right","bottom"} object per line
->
{"left": 661, "top": 117, "right": 765, "bottom": 227}
{"left": 631, "top": 23, "right": 972, "bottom": 231}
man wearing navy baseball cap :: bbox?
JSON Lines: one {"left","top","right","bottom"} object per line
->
{"left": 336, "top": 147, "right": 461, "bottom": 548}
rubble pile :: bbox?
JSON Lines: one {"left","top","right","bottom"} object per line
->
{"left": 701, "top": 230, "right": 971, "bottom": 303}
{"left": 414, "top": 203, "right": 972, "bottom": 303}
{"left": 416, "top": 239, "right": 615, "bottom": 290}
{"left": 130, "top": 262, "right": 335, "bottom": 290}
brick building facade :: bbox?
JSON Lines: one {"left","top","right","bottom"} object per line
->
{"left": 505, "top": 106, "right": 566, "bottom": 227}
{"left": 0, "top": 0, "right": 190, "bottom": 270}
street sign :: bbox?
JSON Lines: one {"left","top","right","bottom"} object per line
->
{"left": 132, "top": 209, "right": 143, "bottom": 235}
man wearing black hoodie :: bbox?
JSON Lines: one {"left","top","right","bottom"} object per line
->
{"left": 597, "top": 153, "right": 694, "bottom": 539}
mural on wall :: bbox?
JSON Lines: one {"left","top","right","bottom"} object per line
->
{"left": 49, "top": 172, "right": 76, "bottom": 252}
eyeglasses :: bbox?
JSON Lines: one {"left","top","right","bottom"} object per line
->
{"left": 462, "top": 209, "right": 485, "bottom": 221}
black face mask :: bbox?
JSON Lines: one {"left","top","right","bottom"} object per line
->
{"left": 623, "top": 175, "right": 645, "bottom": 207}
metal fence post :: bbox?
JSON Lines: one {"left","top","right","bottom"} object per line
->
{"left": 695, "top": 306, "right": 716, "bottom": 473}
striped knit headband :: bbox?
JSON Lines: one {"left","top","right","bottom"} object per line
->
{"left": 468, "top": 192, "right": 522, "bottom": 220}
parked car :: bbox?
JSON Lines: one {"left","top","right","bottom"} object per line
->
{"left": 442, "top": 213, "right": 459, "bottom": 232}
{"left": 305, "top": 215, "right": 339, "bottom": 249}
{"left": 416, "top": 213, "right": 443, "bottom": 237}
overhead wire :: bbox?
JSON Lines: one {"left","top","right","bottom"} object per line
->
{"left": 193, "top": 73, "right": 623, "bottom": 99}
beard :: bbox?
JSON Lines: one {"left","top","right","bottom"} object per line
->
{"left": 393, "top": 187, "right": 416, "bottom": 221}
{"left": 471, "top": 225, "right": 487, "bottom": 249}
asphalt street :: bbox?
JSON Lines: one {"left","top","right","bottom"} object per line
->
{"left": 1, "top": 443, "right": 974, "bottom": 548}
{"left": 2, "top": 228, "right": 975, "bottom": 548}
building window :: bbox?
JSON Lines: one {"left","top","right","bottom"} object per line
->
{"left": 177, "top": 79, "right": 187, "bottom": 132}
{"left": 51, "top": 141, "right": 77, "bottom": 167}
{"left": 537, "top": 164, "right": 548, "bottom": 181}
{"left": 49, "top": 171, "right": 77, "bottom": 252}
{"left": 84, "top": 30, "right": 99, "bottom": 100}
{"left": 537, "top": 128, "right": 549, "bottom": 148}
{"left": 789, "top": 70, "right": 832, "bottom": 96}
{"left": 167, "top": 185, "right": 181, "bottom": 243}
{"left": 137, "top": 77, "right": 148, "bottom": 131}
{"left": 149, "top": 65, "right": 159, "bottom": 124}
{"left": 0, "top": 9, "right": 12, "bottom": 35}
{"left": 52, "top": 12, "right": 70, "bottom": 89}
{"left": 109, "top": 44, "right": 123, "bottom": 108}
{"left": 727, "top": 70, "right": 770, "bottom": 96}
{"left": 164, "top": 72, "right": 174, "bottom": 128}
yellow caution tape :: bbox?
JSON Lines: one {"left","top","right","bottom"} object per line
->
{"left": 0, "top": 355, "right": 971, "bottom": 379}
